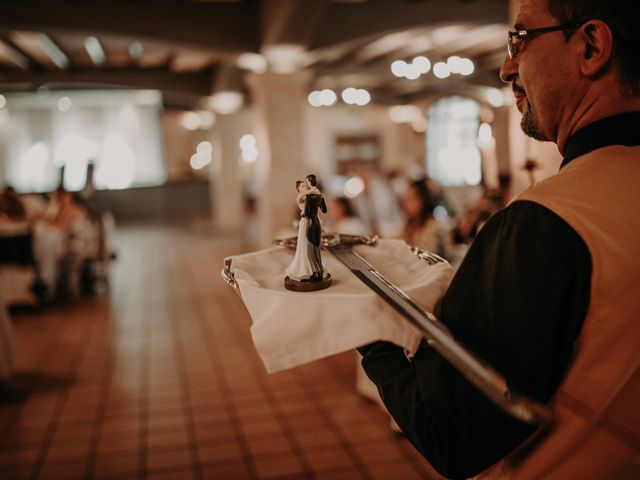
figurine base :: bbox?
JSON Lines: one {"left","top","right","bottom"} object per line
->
{"left": 284, "top": 274, "right": 332, "bottom": 292}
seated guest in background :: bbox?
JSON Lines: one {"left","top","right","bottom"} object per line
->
{"left": 327, "top": 196, "right": 369, "bottom": 236}
{"left": 401, "top": 178, "right": 450, "bottom": 258}
{"left": 33, "top": 188, "right": 100, "bottom": 299}
{"left": 0, "top": 186, "right": 26, "bottom": 223}
{"left": 453, "top": 174, "right": 511, "bottom": 244}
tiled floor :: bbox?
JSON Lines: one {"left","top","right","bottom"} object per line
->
{"left": 1, "top": 223, "right": 443, "bottom": 479}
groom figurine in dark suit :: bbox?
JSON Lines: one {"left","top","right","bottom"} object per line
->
{"left": 303, "top": 174, "right": 330, "bottom": 284}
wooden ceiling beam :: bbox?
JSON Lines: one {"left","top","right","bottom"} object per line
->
{"left": 1, "top": 0, "right": 261, "bottom": 54}
{"left": 311, "top": 0, "right": 507, "bottom": 49}
{"left": 0, "top": 35, "right": 37, "bottom": 70}
{"left": 0, "top": 68, "right": 215, "bottom": 96}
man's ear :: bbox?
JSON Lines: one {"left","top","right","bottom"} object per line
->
{"left": 579, "top": 19, "right": 614, "bottom": 78}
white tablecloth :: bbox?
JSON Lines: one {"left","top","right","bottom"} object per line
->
{"left": 227, "top": 239, "right": 454, "bottom": 373}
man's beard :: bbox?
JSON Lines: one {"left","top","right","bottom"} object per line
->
{"left": 520, "top": 99, "right": 547, "bottom": 141}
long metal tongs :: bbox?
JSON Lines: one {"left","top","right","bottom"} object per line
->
{"left": 223, "top": 233, "right": 553, "bottom": 428}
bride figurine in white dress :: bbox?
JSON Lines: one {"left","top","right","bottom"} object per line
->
{"left": 285, "top": 180, "right": 312, "bottom": 281}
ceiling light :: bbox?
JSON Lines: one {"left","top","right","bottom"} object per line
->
{"left": 207, "top": 91, "right": 243, "bottom": 114}
{"left": 197, "top": 141, "right": 213, "bottom": 154}
{"left": 308, "top": 91, "right": 322, "bottom": 107}
{"left": 181, "top": 111, "right": 201, "bottom": 131}
{"left": 239, "top": 134, "right": 256, "bottom": 150}
{"left": 459, "top": 58, "right": 475, "bottom": 76}
{"left": 84, "top": 36, "right": 106, "bottom": 65}
{"left": 412, "top": 56, "right": 431, "bottom": 74}
{"left": 262, "top": 44, "right": 305, "bottom": 74}
{"left": 319, "top": 89, "right": 337, "bottom": 106}
{"left": 433, "top": 62, "right": 450, "bottom": 79}
{"left": 354, "top": 89, "right": 370, "bottom": 106}
{"left": 190, "top": 152, "right": 211, "bottom": 170}
{"left": 198, "top": 110, "right": 216, "bottom": 129}
{"left": 129, "top": 41, "right": 144, "bottom": 59}
{"left": 241, "top": 147, "right": 258, "bottom": 163}
{"left": 447, "top": 55, "right": 462, "bottom": 74}
{"left": 40, "top": 34, "right": 69, "bottom": 69}
{"left": 341, "top": 87, "right": 357, "bottom": 104}
{"left": 411, "top": 118, "right": 427, "bottom": 133}
{"left": 344, "top": 176, "right": 365, "bottom": 198}
{"left": 390, "top": 60, "right": 408, "bottom": 78}
{"left": 404, "top": 64, "right": 421, "bottom": 80}
{"left": 236, "top": 53, "right": 267, "bottom": 74}
{"left": 478, "top": 123, "right": 493, "bottom": 145}
{"left": 486, "top": 88, "right": 505, "bottom": 108}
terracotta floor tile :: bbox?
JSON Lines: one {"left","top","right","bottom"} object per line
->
{"left": 199, "top": 460, "right": 251, "bottom": 479}
{"left": 352, "top": 439, "right": 408, "bottom": 465}
{"left": 0, "top": 463, "right": 33, "bottom": 479}
{"left": 367, "top": 461, "right": 433, "bottom": 480}
{"left": 50, "top": 425, "right": 94, "bottom": 444}
{"left": 0, "top": 446, "right": 41, "bottom": 467}
{"left": 146, "top": 430, "right": 190, "bottom": 450}
{"left": 303, "top": 446, "right": 355, "bottom": 472}
{"left": 247, "top": 436, "right": 295, "bottom": 457}
{"left": 2, "top": 426, "right": 48, "bottom": 448}
{"left": 147, "top": 416, "right": 188, "bottom": 431}
{"left": 339, "top": 423, "right": 393, "bottom": 443}
{"left": 190, "top": 409, "right": 231, "bottom": 424}
{"left": 38, "top": 460, "right": 87, "bottom": 480}
{"left": 286, "top": 413, "right": 331, "bottom": 433}
{"left": 93, "top": 451, "right": 140, "bottom": 477}
{"left": 313, "top": 466, "right": 367, "bottom": 480}
{"left": 293, "top": 428, "right": 342, "bottom": 449}
{"left": 253, "top": 454, "right": 306, "bottom": 479}
{"left": 239, "top": 418, "right": 284, "bottom": 437}
{"left": 197, "top": 440, "right": 244, "bottom": 463}
{"left": 147, "top": 405, "right": 185, "bottom": 421}
{"left": 146, "top": 420, "right": 187, "bottom": 437}
{"left": 145, "top": 467, "right": 197, "bottom": 480}
{"left": 193, "top": 421, "right": 236, "bottom": 443}
{"left": 96, "top": 435, "right": 140, "bottom": 456}
{"left": 146, "top": 446, "right": 193, "bottom": 471}
{"left": 44, "top": 440, "right": 91, "bottom": 462}
{"left": 7, "top": 414, "right": 52, "bottom": 429}
{"left": 100, "top": 419, "right": 140, "bottom": 436}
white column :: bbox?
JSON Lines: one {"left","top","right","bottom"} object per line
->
{"left": 246, "top": 71, "right": 312, "bottom": 246}
{"left": 210, "top": 112, "right": 246, "bottom": 232}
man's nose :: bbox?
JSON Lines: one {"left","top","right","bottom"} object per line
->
{"left": 499, "top": 53, "right": 517, "bottom": 83}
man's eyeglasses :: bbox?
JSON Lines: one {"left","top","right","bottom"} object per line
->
{"left": 507, "top": 20, "right": 587, "bottom": 59}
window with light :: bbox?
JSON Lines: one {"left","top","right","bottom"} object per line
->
{"left": 426, "top": 96, "right": 481, "bottom": 187}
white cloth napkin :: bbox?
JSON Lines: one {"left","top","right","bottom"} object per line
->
{"left": 228, "top": 239, "right": 454, "bottom": 373}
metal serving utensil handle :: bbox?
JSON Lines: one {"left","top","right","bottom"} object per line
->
{"left": 221, "top": 257, "right": 239, "bottom": 291}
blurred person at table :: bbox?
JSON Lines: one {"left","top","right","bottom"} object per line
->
{"left": 358, "top": 0, "right": 640, "bottom": 478}
{"left": 453, "top": 173, "right": 511, "bottom": 244}
{"left": 401, "top": 178, "right": 450, "bottom": 258}
{"left": 327, "top": 196, "right": 369, "bottom": 236}
{"left": 0, "top": 186, "right": 30, "bottom": 237}
{"left": 0, "top": 186, "right": 26, "bottom": 222}
{"left": 33, "top": 188, "right": 100, "bottom": 299}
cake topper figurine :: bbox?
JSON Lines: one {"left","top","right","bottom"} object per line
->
{"left": 284, "top": 174, "right": 332, "bottom": 291}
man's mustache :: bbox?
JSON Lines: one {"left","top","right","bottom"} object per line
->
{"left": 513, "top": 83, "right": 526, "bottom": 96}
